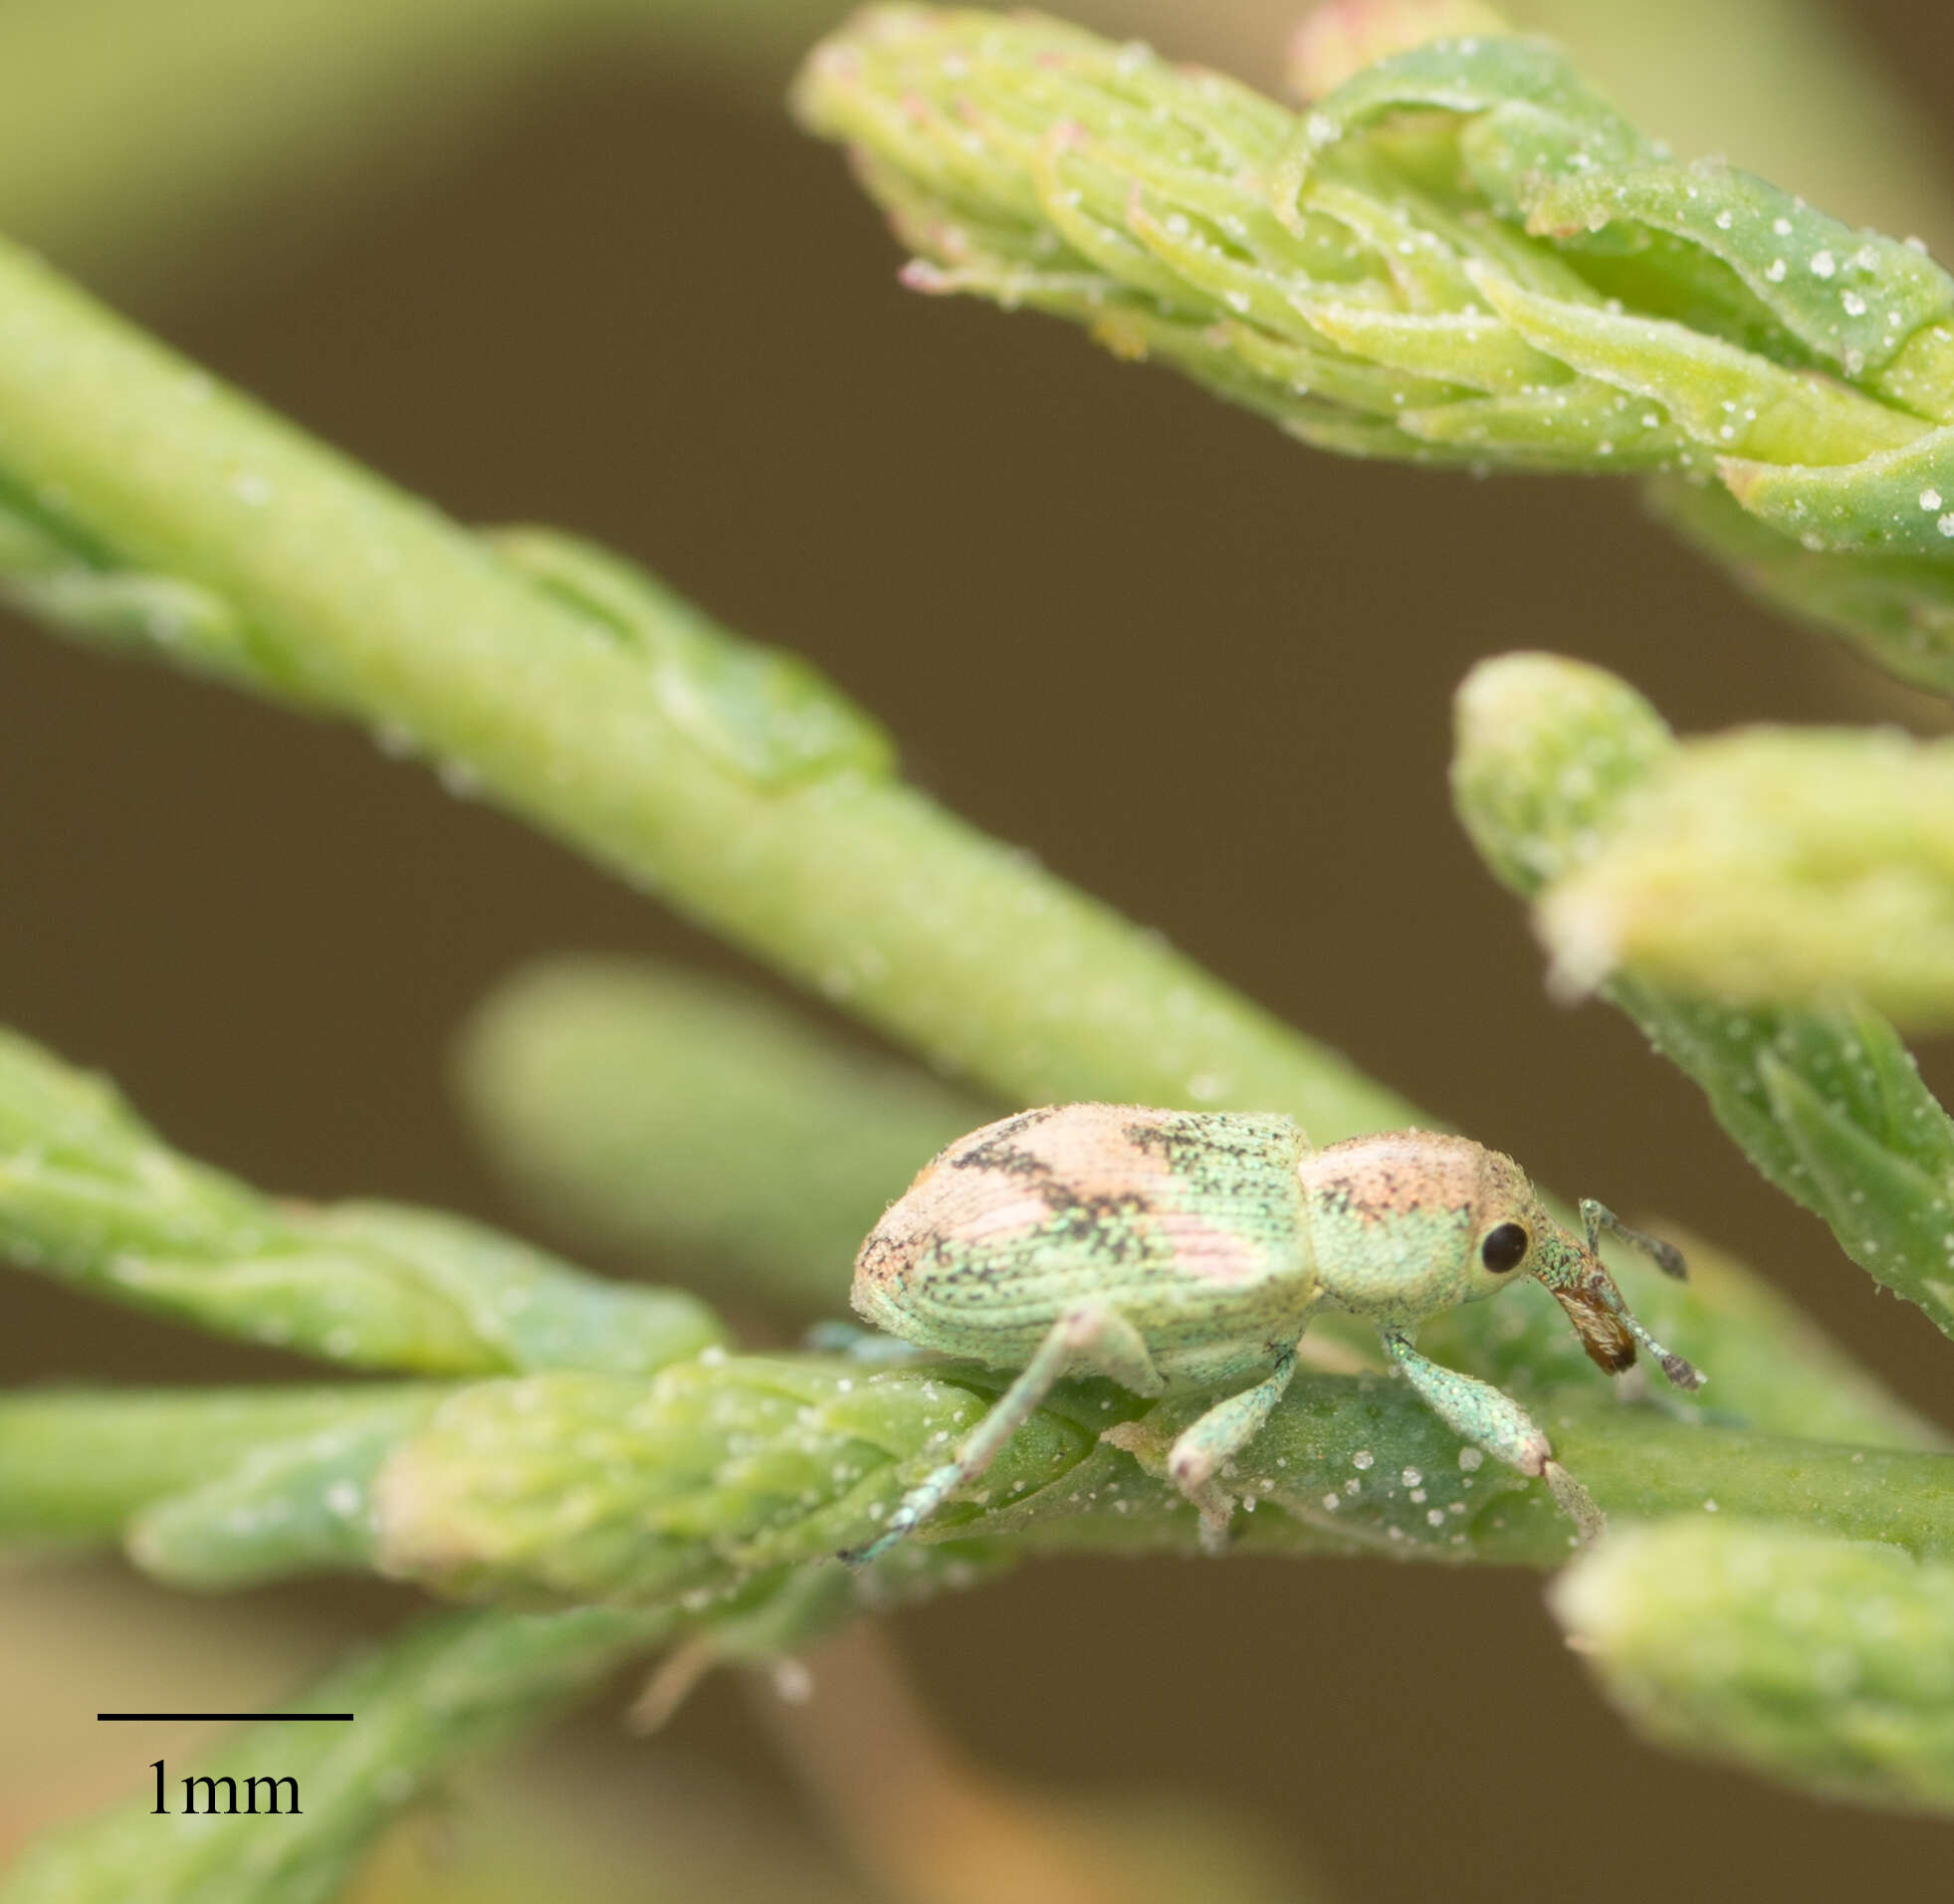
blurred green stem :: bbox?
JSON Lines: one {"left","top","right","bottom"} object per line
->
{"left": 0, "top": 232, "right": 1405, "bottom": 1142}
{"left": 457, "top": 956, "right": 987, "bottom": 1310}
{"left": 0, "top": 1383, "right": 444, "bottom": 1548}
{"left": 0, "top": 0, "right": 840, "bottom": 296}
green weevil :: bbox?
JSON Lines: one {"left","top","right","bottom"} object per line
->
{"left": 845, "top": 1103, "right": 1702, "bottom": 1561}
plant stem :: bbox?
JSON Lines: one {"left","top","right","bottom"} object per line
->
{"left": 0, "top": 232, "right": 1404, "bottom": 1143}
{"left": 793, "top": 8, "right": 1954, "bottom": 697}
{"left": 456, "top": 955, "right": 989, "bottom": 1310}
{"left": 0, "top": 1023, "right": 724, "bottom": 1376}
{"left": 0, "top": 1383, "right": 444, "bottom": 1546}
{"left": 1553, "top": 1518, "right": 1954, "bottom": 1813}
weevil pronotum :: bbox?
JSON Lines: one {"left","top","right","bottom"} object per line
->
{"left": 843, "top": 1105, "right": 1702, "bottom": 1561}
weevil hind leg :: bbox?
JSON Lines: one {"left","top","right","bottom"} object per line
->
{"left": 802, "top": 1319, "right": 936, "bottom": 1367}
{"left": 1167, "top": 1350, "right": 1301, "bottom": 1556}
{"left": 841, "top": 1302, "right": 1162, "bottom": 1567}
{"left": 1383, "top": 1332, "right": 1606, "bottom": 1544}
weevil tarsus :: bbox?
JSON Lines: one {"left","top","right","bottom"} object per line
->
{"left": 802, "top": 1319, "right": 934, "bottom": 1367}
{"left": 1383, "top": 1332, "right": 1607, "bottom": 1542}
{"left": 842, "top": 1300, "right": 1164, "bottom": 1567}
{"left": 1168, "top": 1348, "right": 1302, "bottom": 1554}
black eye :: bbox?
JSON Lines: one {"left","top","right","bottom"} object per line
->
{"left": 1480, "top": 1222, "right": 1529, "bottom": 1273}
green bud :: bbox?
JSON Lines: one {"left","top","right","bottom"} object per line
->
{"left": 1450, "top": 651, "right": 1674, "bottom": 894}
{"left": 1537, "top": 729, "right": 1954, "bottom": 1029}
{"left": 1553, "top": 1520, "right": 1954, "bottom": 1813}
{"left": 1453, "top": 655, "right": 1954, "bottom": 1342}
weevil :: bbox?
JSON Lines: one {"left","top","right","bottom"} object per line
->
{"left": 844, "top": 1104, "right": 1702, "bottom": 1561}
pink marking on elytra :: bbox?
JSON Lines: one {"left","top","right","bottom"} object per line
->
{"left": 959, "top": 1197, "right": 1055, "bottom": 1242}
{"left": 1150, "top": 1211, "right": 1262, "bottom": 1284}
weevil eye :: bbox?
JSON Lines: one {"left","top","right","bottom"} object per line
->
{"left": 1480, "top": 1221, "right": 1529, "bottom": 1273}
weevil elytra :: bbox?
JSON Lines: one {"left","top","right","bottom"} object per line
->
{"left": 844, "top": 1105, "right": 1702, "bottom": 1561}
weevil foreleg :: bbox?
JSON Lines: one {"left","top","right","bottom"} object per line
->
{"left": 1382, "top": 1332, "right": 1605, "bottom": 1543}
{"left": 1168, "top": 1351, "right": 1300, "bottom": 1556}
{"left": 842, "top": 1302, "right": 1163, "bottom": 1566}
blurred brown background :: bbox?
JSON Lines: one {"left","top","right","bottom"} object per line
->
{"left": 5, "top": 1, "right": 1954, "bottom": 1898}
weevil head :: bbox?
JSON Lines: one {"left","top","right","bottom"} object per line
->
{"left": 1304, "top": 1135, "right": 1698, "bottom": 1387}
{"left": 1303, "top": 1134, "right": 1564, "bottom": 1322}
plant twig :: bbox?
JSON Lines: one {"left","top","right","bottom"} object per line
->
{"left": 1553, "top": 1518, "right": 1954, "bottom": 1813}
{"left": 0, "top": 235, "right": 1407, "bottom": 1146}
{"left": 456, "top": 955, "right": 986, "bottom": 1311}
{"left": 1453, "top": 652, "right": 1954, "bottom": 1340}
{"left": 794, "top": 7, "right": 1954, "bottom": 696}
{"left": 0, "top": 1024, "right": 723, "bottom": 1376}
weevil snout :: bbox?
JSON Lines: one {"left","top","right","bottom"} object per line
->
{"left": 1546, "top": 1263, "right": 1638, "bottom": 1376}
{"left": 1543, "top": 1241, "right": 1705, "bottom": 1392}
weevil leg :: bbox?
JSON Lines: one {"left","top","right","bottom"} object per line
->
{"left": 1167, "top": 1351, "right": 1300, "bottom": 1556}
{"left": 801, "top": 1320, "right": 935, "bottom": 1367}
{"left": 842, "top": 1302, "right": 1162, "bottom": 1566}
{"left": 1381, "top": 1332, "right": 1606, "bottom": 1544}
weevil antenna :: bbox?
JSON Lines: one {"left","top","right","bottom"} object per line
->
{"left": 1581, "top": 1198, "right": 1687, "bottom": 1280}
{"left": 1576, "top": 1200, "right": 1702, "bottom": 1390}
{"left": 1617, "top": 1307, "right": 1705, "bottom": 1392}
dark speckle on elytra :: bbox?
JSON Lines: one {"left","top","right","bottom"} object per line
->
{"left": 1049, "top": 1191, "right": 1152, "bottom": 1257}
{"left": 947, "top": 1117, "right": 1061, "bottom": 1181}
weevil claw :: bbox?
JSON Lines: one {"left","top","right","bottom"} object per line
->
{"left": 1544, "top": 1460, "right": 1607, "bottom": 1543}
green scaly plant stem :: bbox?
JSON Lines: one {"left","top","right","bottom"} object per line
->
{"left": 0, "top": 1025, "right": 723, "bottom": 1375}
{"left": 0, "top": 1383, "right": 445, "bottom": 1554}
{"left": 1452, "top": 652, "right": 1954, "bottom": 1341}
{"left": 793, "top": 8, "right": 1954, "bottom": 698}
{"left": 366, "top": 1358, "right": 1954, "bottom": 1597}
{"left": 5, "top": 1266, "right": 1943, "bottom": 1613}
